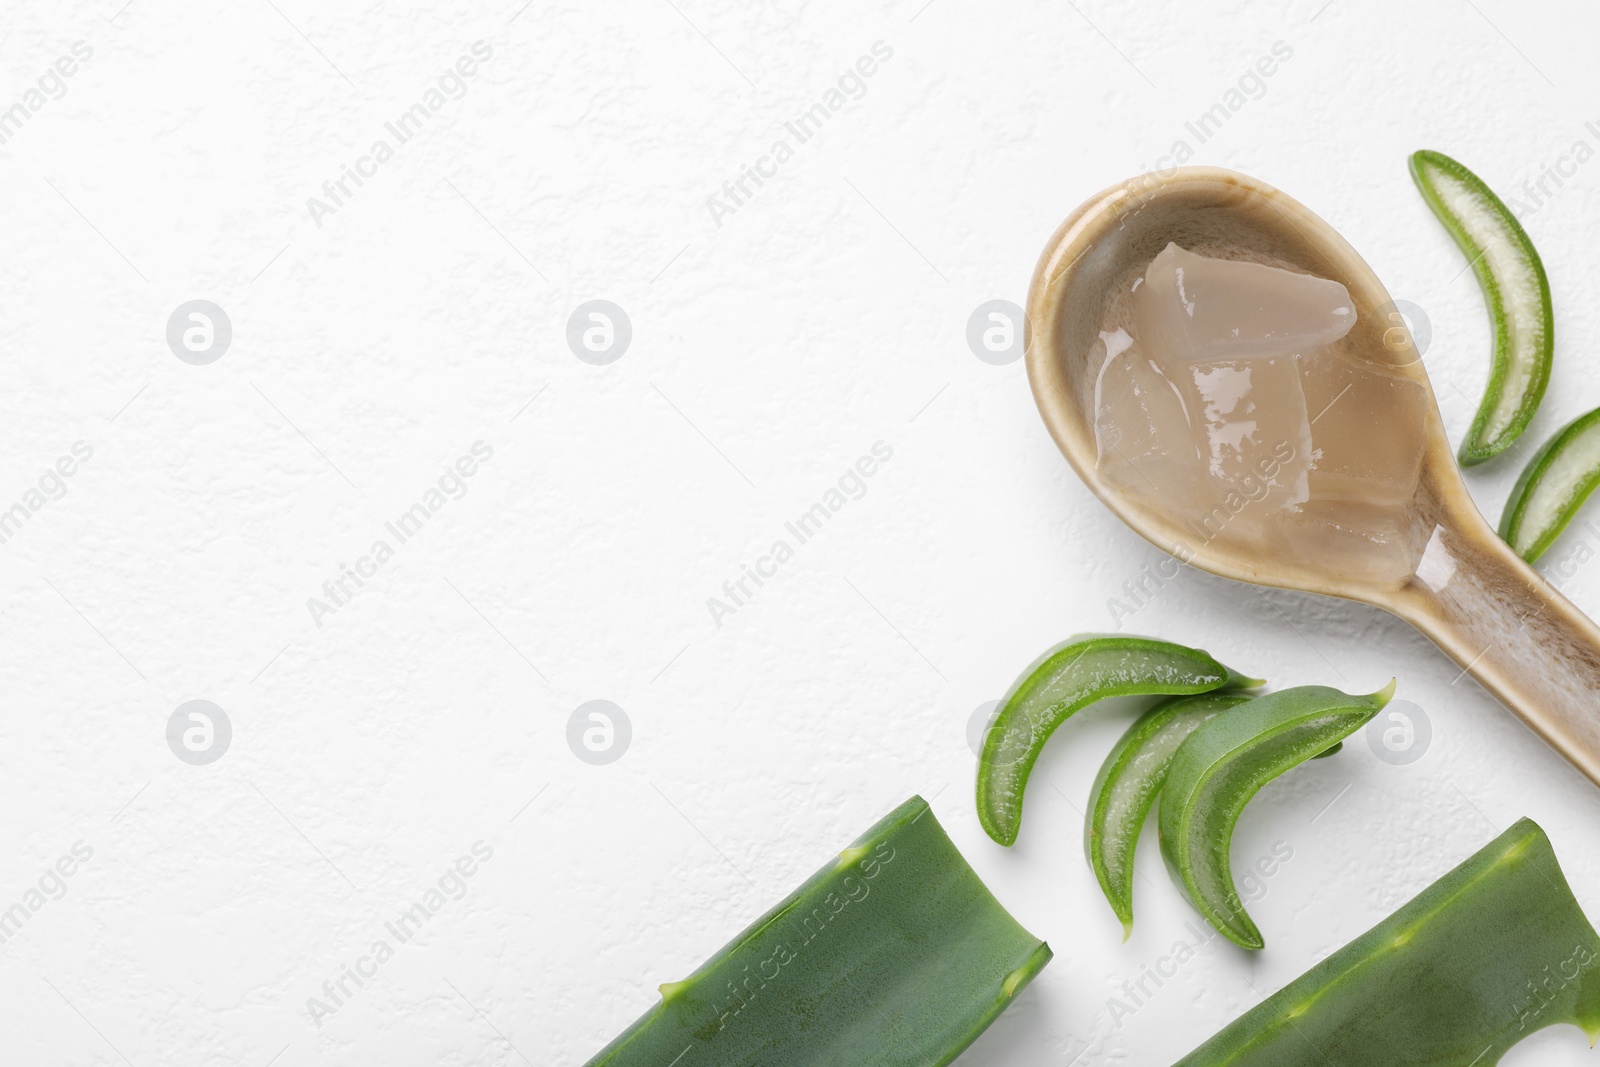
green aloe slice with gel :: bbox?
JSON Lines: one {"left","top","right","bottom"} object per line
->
{"left": 977, "top": 634, "right": 1262, "bottom": 847}
{"left": 1173, "top": 818, "right": 1600, "bottom": 1065}
{"left": 1500, "top": 405, "right": 1600, "bottom": 562}
{"left": 584, "top": 796, "right": 1051, "bottom": 1067}
{"left": 1159, "top": 682, "right": 1393, "bottom": 949}
{"left": 1410, "top": 149, "right": 1553, "bottom": 465}
{"left": 1086, "top": 690, "right": 1255, "bottom": 940}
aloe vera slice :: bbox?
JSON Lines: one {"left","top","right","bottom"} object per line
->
{"left": 1159, "top": 681, "right": 1394, "bottom": 949}
{"left": 1086, "top": 691, "right": 1255, "bottom": 939}
{"left": 1500, "top": 406, "right": 1600, "bottom": 561}
{"left": 584, "top": 796, "right": 1051, "bottom": 1067}
{"left": 977, "top": 634, "right": 1261, "bottom": 847}
{"left": 1174, "top": 818, "right": 1600, "bottom": 1065}
{"left": 1410, "top": 149, "right": 1553, "bottom": 465}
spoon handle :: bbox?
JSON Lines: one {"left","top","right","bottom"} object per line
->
{"left": 1396, "top": 520, "right": 1600, "bottom": 785}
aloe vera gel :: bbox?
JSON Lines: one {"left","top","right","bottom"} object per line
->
{"left": 1092, "top": 244, "right": 1427, "bottom": 579}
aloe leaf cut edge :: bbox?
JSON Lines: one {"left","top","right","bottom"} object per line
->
{"left": 584, "top": 796, "right": 1051, "bottom": 1067}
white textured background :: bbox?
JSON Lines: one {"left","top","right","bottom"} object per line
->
{"left": 5, "top": 0, "right": 1600, "bottom": 1063}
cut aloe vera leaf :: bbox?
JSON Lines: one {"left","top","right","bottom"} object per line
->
{"left": 1086, "top": 691, "right": 1254, "bottom": 939}
{"left": 1159, "top": 681, "right": 1394, "bottom": 949}
{"left": 584, "top": 796, "right": 1051, "bottom": 1067}
{"left": 1174, "top": 818, "right": 1600, "bottom": 1065}
{"left": 1500, "top": 406, "right": 1600, "bottom": 562}
{"left": 977, "top": 634, "right": 1261, "bottom": 847}
{"left": 1410, "top": 149, "right": 1553, "bottom": 465}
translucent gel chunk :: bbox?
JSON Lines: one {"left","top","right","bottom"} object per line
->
{"left": 1130, "top": 243, "right": 1357, "bottom": 362}
{"left": 1287, "top": 499, "right": 1420, "bottom": 582}
{"left": 1093, "top": 329, "right": 1208, "bottom": 508}
{"left": 1178, "top": 354, "right": 1312, "bottom": 514}
{"left": 1298, "top": 351, "right": 1427, "bottom": 506}
{"left": 1099, "top": 242, "right": 1421, "bottom": 583}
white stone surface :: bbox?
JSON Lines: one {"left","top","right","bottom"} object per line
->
{"left": 4, "top": 0, "right": 1600, "bottom": 1063}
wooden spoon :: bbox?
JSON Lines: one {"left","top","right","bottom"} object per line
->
{"left": 1026, "top": 166, "right": 1600, "bottom": 787}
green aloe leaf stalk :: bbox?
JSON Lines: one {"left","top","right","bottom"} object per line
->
{"left": 584, "top": 796, "right": 1052, "bottom": 1067}
{"left": 1174, "top": 817, "right": 1600, "bottom": 1065}
{"left": 977, "top": 634, "right": 1262, "bottom": 847}
{"left": 1086, "top": 690, "right": 1255, "bottom": 940}
{"left": 1500, "top": 405, "right": 1600, "bottom": 562}
{"left": 1410, "top": 149, "right": 1553, "bottom": 465}
{"left": 1159, "top": 682, "right": 1394, "bottom": 949}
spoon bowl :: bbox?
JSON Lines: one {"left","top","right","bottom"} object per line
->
{"left": 1027, "top": 166, "right": 1600, "bottom": 787}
